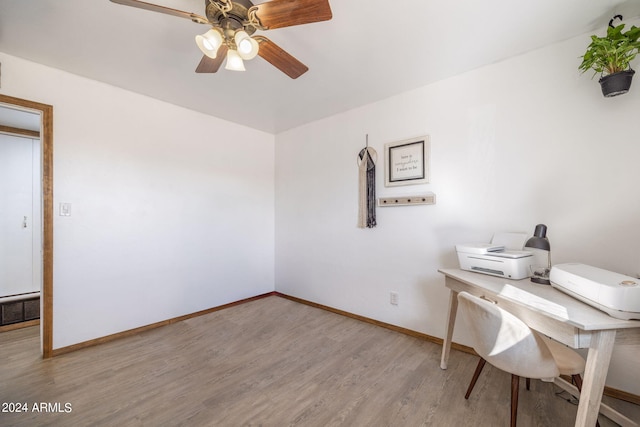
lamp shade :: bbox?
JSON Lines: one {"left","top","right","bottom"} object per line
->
{"left": 525, "top": 224, "right": 551, "bottom": 285}
{"left": 225, "top": 49, "right": 246, "bottom": 71}
{"left": 524, "top": 224, "right": 550, "bottom": 251}
{"left": 196, "top": 28, "right": 223, "bottom": 58}
{"left": 234, "top": 30, "right": 259, "bottom": 60}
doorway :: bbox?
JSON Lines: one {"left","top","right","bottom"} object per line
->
{"left": 0, "top": 94, "right": 53, "bottom": 358}
{"left": 0, "top": 132, "right": 42, "bottom": 323}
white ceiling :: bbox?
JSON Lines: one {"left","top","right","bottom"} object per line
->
{"left": 1, "top": 0, "right": 639, "bottom": 134}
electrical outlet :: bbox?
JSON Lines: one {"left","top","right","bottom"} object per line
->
{"left": 390, "top": 291, "right": 399, "bottom": 306}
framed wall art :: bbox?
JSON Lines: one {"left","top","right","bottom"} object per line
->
{"left": 384, "top": 135, "right": 430, "bottom": 187}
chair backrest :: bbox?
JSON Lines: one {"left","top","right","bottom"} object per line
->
{"left": 457, "top": 292, "right": 560, "bottom": 380}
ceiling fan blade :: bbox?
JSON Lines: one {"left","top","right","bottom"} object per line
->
{"left": 195, "top": 45, "right": 229, "bottom": 73}
{"left": 254, "top": 36, "right": 308, "bottom": 79}
{"left": 253, "top": 0, "right": 332, "bottom": 30}
{"left": 110, "top": 0, "right": 208, "bottom": 24}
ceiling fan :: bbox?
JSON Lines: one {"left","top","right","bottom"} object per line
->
{"left": 110, "top": 0, "right": 332, "bottom": 79}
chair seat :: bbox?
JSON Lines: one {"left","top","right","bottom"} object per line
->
{"left": 457, "top": 292, "right": 593, "bottom": 427}
{"left": 539, "top": 334, "right": 585, "bottom": 376}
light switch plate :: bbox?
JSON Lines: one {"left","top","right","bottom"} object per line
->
{"left": 59, "top": 202, "right": 71, "bottom": 216}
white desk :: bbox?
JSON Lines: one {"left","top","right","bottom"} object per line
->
{"left": 439, "top": 268, "right": 640, "bottom": 427}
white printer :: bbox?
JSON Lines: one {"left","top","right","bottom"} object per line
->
{"left": 456, "top": 232, "right": 534, "bottom": 280}
{"left": 550, "top": 263, "right": 640, "bottom": 320}
{"left": 456, "top": 243, "right": 533, "bottom": 279}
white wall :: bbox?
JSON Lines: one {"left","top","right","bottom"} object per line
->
{"left": 0, "top": 53, "right": 275, "bottom": 349}
{"left": 275, "top": 25, "right": 640, "bottom": 394}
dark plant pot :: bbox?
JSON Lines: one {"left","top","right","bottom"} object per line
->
{"left": 599, "top": 69, "right": 635, "bottom": 97}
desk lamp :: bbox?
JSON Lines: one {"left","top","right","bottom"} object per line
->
{"left": 525, "top": 224, "right": 551, "bottom": 285}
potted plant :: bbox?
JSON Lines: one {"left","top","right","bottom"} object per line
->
{"left": 579, "top": 22, "right": 640, "bottom": 97}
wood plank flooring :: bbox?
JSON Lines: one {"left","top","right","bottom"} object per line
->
{"left": 1, "top": 295, "right": 638, "bottom": 426}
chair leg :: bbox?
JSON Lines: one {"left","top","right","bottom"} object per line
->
{"left": 511, "top": 374, "right": 520, "bottom": 427}
{"left": 572, "top": 375, "right": 600, "bottom": 427}
{"left": 526, "top": 378, "right": 530, "bottom": 391}
{"left": 465, "top": 358, "right": 487, "bottom": 399}
{"left": 572, "top": 374, "right": 583, "bottom": 391}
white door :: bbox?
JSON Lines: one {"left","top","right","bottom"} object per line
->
{"left": 0, "top": 134, "right": 41, "bottom": 297}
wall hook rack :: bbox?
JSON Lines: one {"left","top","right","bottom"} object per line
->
{"left": 378, "top": 192, "right": 436, "bottom": 207}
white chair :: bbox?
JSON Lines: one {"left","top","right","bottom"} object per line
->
{"left": 456, "top": 291, "right": 597, "bottom": 427}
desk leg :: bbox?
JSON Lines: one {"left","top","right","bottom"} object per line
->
{"left": 575, "top": 329, "right": 616, "bottom": 427}
{"left": 440, "top": 289, "right": 459, "bottom": 370}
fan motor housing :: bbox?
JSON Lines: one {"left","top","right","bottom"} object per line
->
{"left": 205, "top": 0, "right": 257, "bottom": 35}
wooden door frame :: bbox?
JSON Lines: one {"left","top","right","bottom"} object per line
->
{"left": 0, "top": 94, "right": 53, "bottom": 358}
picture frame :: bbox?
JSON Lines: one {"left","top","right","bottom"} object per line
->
{"left": 384, "top": 135, "right": 430, "bottom": 187}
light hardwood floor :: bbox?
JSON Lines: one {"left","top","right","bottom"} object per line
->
{"left": 1, "top": 295, "right": 638, "bottom": 426}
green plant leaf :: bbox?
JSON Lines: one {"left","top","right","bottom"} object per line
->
{"left": 579, "top": 23, "right": 640, "bottom": 77}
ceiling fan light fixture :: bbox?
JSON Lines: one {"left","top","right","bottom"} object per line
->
{"left": 225, "top": 49, "right": 246, "bottom": 71}
{"left": 196, "top": 28, "right": 223, "bottom": 58}
{"left": 110, "top": 0, "right": 332, "bottom": 78}
{"left": 234, "top": 30, "right": 259, "bottom": 60}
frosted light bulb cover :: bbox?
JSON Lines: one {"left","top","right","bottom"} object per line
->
{"left": 234, "top": 30, "right": 259, "bottom": 60}
{"left": 196, "top": 29, "right": 223, "bottom": 59}
{"left": 225, "top": 49, "right": 246, "bottom": 71}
